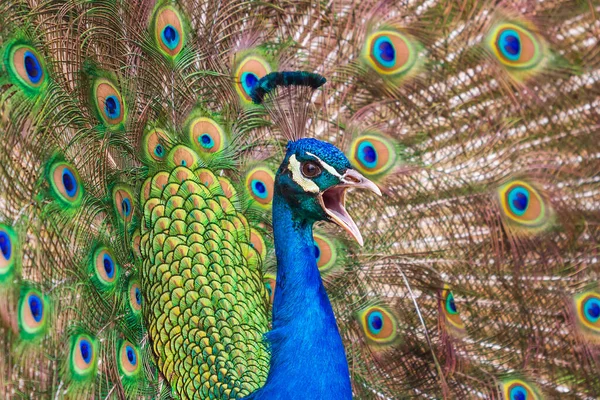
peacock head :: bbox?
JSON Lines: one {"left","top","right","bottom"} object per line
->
{"left": 276, "top": 138, "right": 381, "bottom": 245}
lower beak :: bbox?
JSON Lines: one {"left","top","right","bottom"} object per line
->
{"left": 317, "top": 169, "right": 382, "bottom": 246}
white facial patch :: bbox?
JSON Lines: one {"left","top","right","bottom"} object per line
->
{"left": 288, "top": 155, "right": 320, "bottom": 193}
{"left": 306, "top": 152, "right": 342, "bottom": 179}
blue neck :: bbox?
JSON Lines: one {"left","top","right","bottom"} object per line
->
{"left": 248, "top": 191, "right": 352, "bottom": 399}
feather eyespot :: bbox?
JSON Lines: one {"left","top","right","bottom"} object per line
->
{"left": 49, "top": 162, "right": 84, "bottom": 207}
{"left": 131, "top": 230, "right": 142, "bottom": 259}
{"left": 486, "top": 22, "right": 547, "bottom": 82}
{"left": 441, "top": 286, "right": 466, "bottom": 336}
{"left": 574, "top": 290, "right": 600, "bottom": 336}
{"left": 265, "top": 281, "right": 273, "bottom": 298}
{"left": 446, "top": 292, "right": 457, "bottom": 313}
{"left": 167, "top": 145, "right": 200, "bottom": 169}
{"left": 489, "top": 24, "right": 542, "bottom": 69}
{"left": 245, "top": 166, "right": 275, "bottom": 208}
{"left": 0, "top": 230, "right": 12, "bottom": 263}
{"left": 22, "top": 50, "right": 43, "bottom": 83}
{"left": 153, "top": 5, "right": 185, "bottom": 58}
{"left": 349, "top": 134, "right": 397, "bottom": 180}
{"left": 142, "top": 129, "right": 169, "bottom": 162}
{"left": 189, "top": 117, "right": 226, "bottom": 154}
{"left": 93, "top": 246, "right": 119, "bottom": 289}
{"left": 154, "top": 144, "right": 164, "bottom": 158}
{"left": 264, "top": 274, "right": 276, "bottom": 304}
{"left": 313, "top": 234, "right": 337, "bottom": 274}
{"left": 105, "top": 96, "right": 120, "bottom": 119}
{"left": 71, "top": 334, "right": 98, "bottom": 378}
{"left": 368, "top": 311, "right": 384, "bottom": 333}
{"left": 19, "top": 288, "right": 49, "bottom": 339}
{"left": 498, "top": 181, "right": 551, "bottom": 231}
{"left": 118, "top": 341, "right": 141, "bottom": 376}
{"left": 234, "top": 55, "right": 272, "bottom": 103}
{"left": 508, "top": 384, "right": 531, "bottom": 400}
{"left": 113, "top": 186, "right": 135, "bottom": 223}
{"left": 93, "top": 79, "right": 126, "bottom": 126}
{"left": 0, "top": 225, "right": 17, "bottom": 281}
{"left": 25, "top": 293, "right": 43, "bottom": 322}
{"left": 128, "top": 280, "right": 142, "bottom": 314}
{"left": 356, "top": 305, "right": 399, "bottom": 346}
{"left": 364, "top": 29, "right": 419, "bottom": 78}
{"left": 79, "top": 338, "right": 92, "bottom": 363}
{"left": 501, "top": 380, "right": 540, "bottom": 400}
{"left": 583, "top": 297, "right": 600, "bottom": 324}
{"left": 5, "top": 44, "right": 47, "bottom": 93}
{"left": 93, "top": 79, "right": 126, "bottom": 127}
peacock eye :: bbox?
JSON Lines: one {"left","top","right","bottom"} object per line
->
{"left": 301, "top": 161, "right": 322, "bottom": 178}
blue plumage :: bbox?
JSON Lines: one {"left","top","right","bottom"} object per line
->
{"left": 248, "top": 138, "right": 363, "bottom": 399}
{"left": 249, "top": 195, "right": 352, "bottom": 399}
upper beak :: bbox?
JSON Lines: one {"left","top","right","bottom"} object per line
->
{"left": 317, "top": 169, "right": 382, "bottom": 246}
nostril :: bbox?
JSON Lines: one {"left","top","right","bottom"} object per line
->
{"left": 344, "top": 175, "right": 361, "bottom": 184}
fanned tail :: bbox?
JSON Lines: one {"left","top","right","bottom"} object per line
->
{"left": 308, "top": 1, "right": 600, "bottom": 398}
{"left": 0, "top": 0, "right": 599, "bottom": 399}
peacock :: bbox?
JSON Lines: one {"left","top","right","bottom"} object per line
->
{"left": 0, "top": 0, "right": 599, "bottom": 398}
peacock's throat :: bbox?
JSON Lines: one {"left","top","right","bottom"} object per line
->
{"left": 247, "top": 191, "right": 352, "bottom": 399}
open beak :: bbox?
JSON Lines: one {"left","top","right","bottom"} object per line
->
{"left": 318, "top": 169, "right": 382, "bottom": 246}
